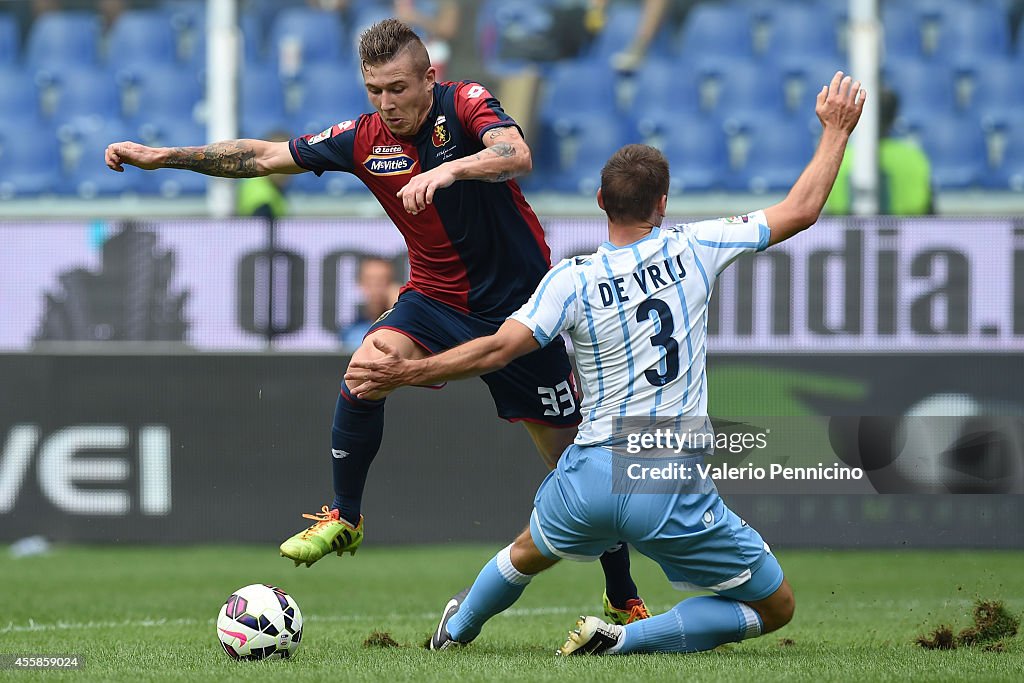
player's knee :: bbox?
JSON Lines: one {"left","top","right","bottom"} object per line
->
{"left": 341, "top": 373, "right": 389, "bottom": 402}
{"left": 758, "top": 581, "right": 795, "bottom": 634}
{"left": 772, "top": 588, "right": 796, "bottom": 630}
{"left": 509, "top": 528, "right": 558, "bottom": 575}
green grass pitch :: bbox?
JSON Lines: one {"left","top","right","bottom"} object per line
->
{"left": 1, "top": 545, "right": 1021, "bottom": 682}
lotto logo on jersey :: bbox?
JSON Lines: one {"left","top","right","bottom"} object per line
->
{"left": 432, "top": 115, "right": 451, "bottom": 148}
{"left": 363, "top": 153, "right": 417, "bottom": 176}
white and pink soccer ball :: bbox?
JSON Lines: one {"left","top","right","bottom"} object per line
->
{"left": 216, "top": 584, "right": 303, "bottom": 660}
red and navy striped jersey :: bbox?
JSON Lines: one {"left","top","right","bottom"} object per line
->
{"left": 289, "top": 80, "right": 552, "bottom": 320}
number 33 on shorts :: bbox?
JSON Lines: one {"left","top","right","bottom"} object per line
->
{"left": 538, "top": 381, "right": 576, "bottom": 417}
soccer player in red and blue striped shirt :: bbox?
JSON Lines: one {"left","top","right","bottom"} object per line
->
{"left": 105, "top": 18, "right": 647, "bottom": 623}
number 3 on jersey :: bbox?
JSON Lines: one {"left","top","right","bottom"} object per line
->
{"left": 637, "top": 298, "right": 679, "bottom": 386}
{"left": 538, "top": 380, "right": 576, "bottom": 417}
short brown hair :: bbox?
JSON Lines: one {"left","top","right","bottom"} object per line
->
{"left": 358, "top": 18, "right": 430, "bottom": 72}
{"left": 600, "top": 144, "right": 670, "bottom": 224}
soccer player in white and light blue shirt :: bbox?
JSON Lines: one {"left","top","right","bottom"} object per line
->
{"left": 347, "top": 71, "right": 866, "bottom": 654}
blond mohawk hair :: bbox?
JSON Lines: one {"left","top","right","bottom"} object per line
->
{"left": 358, "top": 18, "right": 430, "bottom": 71}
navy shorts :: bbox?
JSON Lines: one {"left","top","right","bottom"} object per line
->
{"left": 367, "top": 290, "right": 582, "bottom": 428}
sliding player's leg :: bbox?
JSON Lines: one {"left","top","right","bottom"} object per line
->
{"left": 522, "top": 421, "right": 647, "bottom": 622}
{"left": 279, "top": 325, "right": 428, "bottom": 567}
{"left": 598, "top": 555, "right": 791, "bottom": 655}
{"left": 428, "top": 526, "right": 559, "bottom": 650}
{"left": 430, "top": 442, "right": 623, "bottom": 649}
{"left": 559, "top": 495, "right": 793, "bottom": 655}
{"left": 509, "top": 357, "right": 645, "bottom": 622}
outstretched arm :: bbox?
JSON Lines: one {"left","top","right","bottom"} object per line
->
{"left": 396, "top": 125, "right": 532, "bottom": 214}
{"left": 345, "top": 319, "right": 539, "bottom": 398}
{"left": 764, "top": 71, "right": 866, "bottom": 246}
{"left": 105, "top": 139, "right": 304, "bottom": 178}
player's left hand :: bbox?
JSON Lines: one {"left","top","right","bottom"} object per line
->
{"left": 816, "top": 70, "right": 866, "bottom": 136}
{"left": 345, "top": 338, "right": 416, "bottom": 396}
{"left": 397, "top": 165, "right": 457, "bottom": 215}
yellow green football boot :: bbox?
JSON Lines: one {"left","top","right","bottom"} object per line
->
{"left": 602, "top": 592, "right": 651, "bottom": 625}
{"left": 279, "top": 505, "right": 363, "bottom": 567}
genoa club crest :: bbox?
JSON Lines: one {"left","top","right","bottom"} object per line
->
{"left": 432, "top": 115, "right": 451, "bottom": 148}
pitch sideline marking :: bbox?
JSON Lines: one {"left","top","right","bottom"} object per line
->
{"left": 0, "top": 606, "right": 583, "bottom": 635}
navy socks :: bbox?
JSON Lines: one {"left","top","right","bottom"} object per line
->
{"left": 330, "top": 383, "right": 385, "bottom": 524}
{"left": 600, "top": 542, "right": 640, "bottom": 608}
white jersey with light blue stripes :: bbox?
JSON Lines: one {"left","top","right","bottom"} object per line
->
{"left": 510, "top": 210, "right": 771, "bottom": 445}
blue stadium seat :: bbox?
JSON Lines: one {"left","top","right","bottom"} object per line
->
{"left": 106, "top": 10, "right": 179, "bottom": 66}
{"left": 762, "top": 3, "right": 842, "bottom": 60}
{"left": 775, "top": 58, "right": 853, "bottom": 118}
{"left": 244, "top": 0, "right": 307, "bottom": 39}
{"left": 289, "top": 166, "right": 368, "bottom": 196}
{"left": 628, "top": 59, "right": 704, "bottom": 119}
{"left": 961, "top": 57, "right": 1024, "bottom": 128}
{"left": 151, "top": 168, "right": 209, "bottom": 197}
{"left": 189, "top": 11, "right": 265, "bottom": 67}
{"left": 162, "top": 0, "right": 204, "bottom": 34}
{"left": 987, "top": 125, "right": 1024, "bottom": 191}
{"left": 269, "top": 7, "right": 346, "bottom": 73}
{"left": 705, "top": 59, "right": 787, "bottom": 122}
{"left": 540, "top": 113, "right": 629, "bottom": 195}
{"left": 166, "top": 0, "right": 206, "bottom": 65}
{"left": 726, "top": 117, "right": 816, "bottom": 193}
{"left": 881, "top": 5, "right": 923, "bottom": 60}
{"left": 26, "top": 11, "right": 101, "bottom": 69}
{"left": 536, "top": 62, "right": 620, "bottom": 125}
{"left": 677, "top": 4, "right": 755, "bottom": 60}
{"left": 121, "top": 64, "right": 203, "bottom": 123}
{"left": 883, "top": 59, "right": 957, "bottom": 123}
{"left": 0, "top": 125, "right": 61, "bottom": 197}
{"left": 916, "top": 115, "right": 987, "bottom": 189}
{"left": 137, "top": 117, "right": 205, "bottom": 148}
{"left": 0, "top": 12, "right": 18, "bottom": 64}
{"left": 750, "top": 0, "right": 846, "bottom": 25}
{"left": 239, "top": 63, "right": 289, "bottom": 138}
{"left": 0, "top": 68, "right": 43, "bottom": 123}
{"left": 132, "top": 116, "right": 209, "bottom": 195}
{"left": 350, "top": 4, "right": 393, "bottom": 51}
{"left": 656, "top": 118, "right": 729, "bottom": 194}
{"left": 583, "top": 3, "right": 673, "bottom": 66}
{"left": 62, "top": 119, "right": 147, "bottom": 197}
{"left": 291, "top": 62, "right": 370, "bottom": 135}
{"left": 49, "top": 66, "right": 122, "bottom": 124}
{"left": 813, "top": 0, "right": 850, "bottom": 54}
{"left": 929, "top": 3, "right": 1011, "bottom": 58}
{"left": 239, "top": 12, "right": 267, "bottom": 65}
{"left": 476, "top": 0, "right": 555, "bottom": 75}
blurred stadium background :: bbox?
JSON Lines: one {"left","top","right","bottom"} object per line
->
{"left": 1, "top": 0, "right": 1023, "bottom": 552}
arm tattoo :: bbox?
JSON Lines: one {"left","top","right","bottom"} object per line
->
{"left": 467, "top": 142, "right": 519, "bottom": 182}
{"left": 163, "top": 141, "right": 260, "bottom": 178}
{"left": 488, "top": 142, "right": 516, "bottom": 158}
{"left": 485, "top": 144, "right": 516, "bottom": 182}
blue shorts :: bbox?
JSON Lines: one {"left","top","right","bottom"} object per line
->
{"left": 529, "top": 445, "right": 784, "bottom": 602}
{"left": 367, "top": 290, "right": 582, "bottom": 428}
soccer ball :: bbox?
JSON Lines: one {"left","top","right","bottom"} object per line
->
{"left": 216, "top": 584, "right": 303, "bottom": 660}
